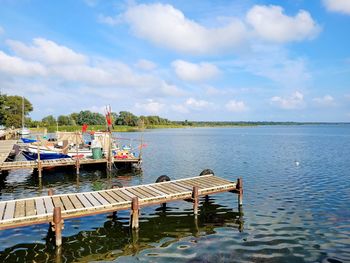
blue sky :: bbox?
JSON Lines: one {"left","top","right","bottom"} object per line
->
{"left": 0, "top": 0, "right": 349, "bottom": 122}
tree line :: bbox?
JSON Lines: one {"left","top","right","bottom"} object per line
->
{"left": 0, "top": 94, "right": 171, "bottom": 128}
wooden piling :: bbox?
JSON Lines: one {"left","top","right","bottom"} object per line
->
{"left": 130, "top": 197, "right": 139, "bottom": 229}
{"left": 37, "top": 136, "right": 42, "bottom": 178}
{"left": 48, "top": 189, "right": 54, "bottom": 196}
{"left": 53, "top": 207, "right": 63, "bottom": 247}
{"left": 237, "top": 177, "right": 243, "bottom": 207}
{"left": 192, "top": 186, "right": 199, "bottom": 215}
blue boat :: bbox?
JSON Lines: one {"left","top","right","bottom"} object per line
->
{"left": 21, "top": 138, "right": 37, "bottom": 143}
{"left": 22, "top": 151, "right": 71, "bottom": 161}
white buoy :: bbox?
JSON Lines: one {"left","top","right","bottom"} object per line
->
{"left": 295, "top": 161, "right": 300, "bottom": 166}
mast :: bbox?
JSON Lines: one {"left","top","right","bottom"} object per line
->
{"left": 22, "top": 96, "right": 25, "bottom": 129}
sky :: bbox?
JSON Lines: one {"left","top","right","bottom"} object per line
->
{"left": 0, "top": 0, "right": 349, "bottom": 122}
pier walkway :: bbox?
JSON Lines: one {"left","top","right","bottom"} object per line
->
{"left": 0, "top": 173, "right": 243, "bottom": 246}
{"left": 0, "top": 156, "right": 141, "bottom": 172}
{"left": 0, "top": 140, "right": 17, "bottom": 163}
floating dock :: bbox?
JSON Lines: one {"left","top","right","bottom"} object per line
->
{"left": 0, "top": 173, "right": 243, "bottom": 247}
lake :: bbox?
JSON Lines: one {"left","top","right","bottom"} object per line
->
{"left": 0, "top": 125, "right": 349, "bottom": 262}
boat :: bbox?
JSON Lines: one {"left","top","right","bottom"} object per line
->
{"left": 21, "top": 138, "right": 37, "bottom": 143}
{"left": 21, "top": 151, "right": 71, "bottom": 161}
{"left": 17, "top": 97, "right": 30, "bottom": 135}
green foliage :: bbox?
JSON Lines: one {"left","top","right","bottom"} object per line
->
{"left": 0, "top": 94, "right": 33, "bottom": 128}
{"left": 76, "top": 110, "right": 105, "bottom": 125}
{"left": 116, "top": 111, "right": 139, "bottom": 126}
{"left": 42, "top": 115, "right": 56, "bottom": 126}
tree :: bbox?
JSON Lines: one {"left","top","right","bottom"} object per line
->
{"left": 42, "top": 115, "right": 56, "bottom": 126}
{"left": 76, "top": 110, "right": 105, "bottom": 125}
{"left": 116, "top": 111, "right": 139, "bottom": 126}
{"left": 57, "top": 115, "right": 74, "bottom": 126}
{"left": 0, "top": 95, "right": 33, "bottom": 128}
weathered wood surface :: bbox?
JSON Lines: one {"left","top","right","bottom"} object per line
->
{"left": 0, "top": 156, "right": 141, "bottom": 171}
{"left": 0, "top": 140, "right": 17, "bottom": 164}
{"left": 0, "top": 175, "right": 236, "bottom": 230}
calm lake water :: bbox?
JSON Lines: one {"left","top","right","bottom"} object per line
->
{"left": 0, "top": 125, "right": 349, "bottom": 262}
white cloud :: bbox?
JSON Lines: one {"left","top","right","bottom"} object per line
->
{"left": 134, "top": 99, "right": 165, "bottom": 114}
{"left": 324, "top": 0, "right": 350, "bottom": 14}
{"left": 0, "top": 51, "right": 47, "bottom": 76}
{"left": 270, "top": 91, "right": 305, "bottom": 109}
{"left": 172, "top": 60, "right": 220, "bottom": 81}
{"left": 185, "top": 97, "right": 211, "bottom": 109}
{"left": 225, "top": 100, "right": 248, "bottom": 112}
{"left": 135, "top": 59, "right": 157, "bottom": 71}
{"left": 6, "top": 38, "right": 87, "bottom": 65}
{"left": 124, "top": 3, "right": 246, "bottom": 54}
{"left": 246, "top": 5, "right": 320, "bottom": 43}
{"left": 313, "top": 95, "right": 336, "bottom": 106}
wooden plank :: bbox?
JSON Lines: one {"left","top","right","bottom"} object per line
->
{"left": 143, "top": 185, "right": 168, "bottom": 196}
{"left": 84, "top": 193, "right": 101, "bottom": 207}
{"left": 76, "top": 193, "right": 93, "bottom": 208}
{"left": 119, "top": 189, "right": 136, "bottom": 199}
{"left": 68, "top": 195, "right": 84, "bottom": 209}
{"left": 137, "top": 186, "right": 162, "bottom": 197}
{"left": 127, "top": 188, "right": 148, "bottom": 199}
{"left": 35, "top": 198, "right": 46, "bottom": 215}
{"left": 60, "top": 196, "right": 75, "bottom": 210}
{"left": 151, "top": 184, "right": 174, "bottom": 195}
{"left": 52, "top": 197, "right": 64, "bottom": 209}
{"left": 172, "top": 182, "right": 193, "bottom": 191}
{"left": 108, "top": 190, "right": 130, "bottom": 202}
{"left": 99, "top": 191, "right": 117, "bottom": 204}
{"left": 14, "top": 200, "right": 26, "bottom": 218}
{"left": 91, "top": 192, "right": 110, "bottom": 206}
{"left": 3, "top": 202, "right": 15, "bottom": 220}
{"left": 43, "top": 197, "right": 54, "bottom": 214}
{"left": 25, "top": 199, "right": 36, "bottom": 216}
{"left": 0, "top": 202, "right": 6, "bottom": 220}
{"left": 164, "top": 182, "right": 189, "bottom": 192}
{"left": 155, "top": 184, "right": 178, "bottom": 194}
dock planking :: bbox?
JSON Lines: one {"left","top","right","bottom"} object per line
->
{"left": 0, "top": 174, "right": 239, "bottom": 231}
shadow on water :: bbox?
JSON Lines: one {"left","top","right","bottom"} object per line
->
{"left": 0, "top": 197, "right": 243, "bottom": 262}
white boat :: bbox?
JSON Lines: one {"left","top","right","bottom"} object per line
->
{"left": 18, "top": 96, "right": 30, "bottom": 135}
{"left": 18, "top": 127, "right": 30, "bottom": 135}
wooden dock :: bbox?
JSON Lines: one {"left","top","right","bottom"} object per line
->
{"left": 0, "top": 140, "right": 17, "bottom": 163}
{"left": 0, "top": 173, "right": 243, "bottom": 247}
{"left": 0, "top": 156, "right": 141, "bottom": 172}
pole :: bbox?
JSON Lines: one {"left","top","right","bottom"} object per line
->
{"left": 192, "top": 186, "right": 199, "bottom": 216}
{"left": 53, "top": 207, "right": 63, "bottom": 247}
{"left": 130, "top": 197, "right": 139, "bottom": 229}
{"left": 237, "top": 177, "right": 243, "bottom": 207}
{"left": 37, "top": 136, "right": 42, "bottom": 178}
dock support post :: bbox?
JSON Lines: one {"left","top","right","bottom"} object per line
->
{"left": 130, "top": 197, "right": 139, "bottom": 229}
{"left": 192, "top": 186, "right": 199, "bottom": 215}
{"left": 75, "top": 158, "right": 80, "bottom": 175}
{"left": 37, "top": 136, "right": 42, "bottom": 178}
{"left": 237, "top": 177, "right": 243, "bottom": 207}
{"left": 53, "top": 207, "right": 63, "bottom": 247}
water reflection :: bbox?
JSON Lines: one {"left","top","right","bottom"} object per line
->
{"left": 0, "top": 197, "right": 243, "bottom": 262}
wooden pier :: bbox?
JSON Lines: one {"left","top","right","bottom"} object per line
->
{"left": 0, "top": 140, "right": 17, "bottom": 163}
{"left": 0, "top": 173, "right": 243, "bottom": 247}
{"left": 0, "top": 156, "right": 141, "bottom": 172}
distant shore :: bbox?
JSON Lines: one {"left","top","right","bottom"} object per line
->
{"left": 29, "top": 122, "right": 350, "bottom": 133}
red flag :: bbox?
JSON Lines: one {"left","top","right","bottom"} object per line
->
{"left": 82, "top": 123, "right": 88, "bottom": 133}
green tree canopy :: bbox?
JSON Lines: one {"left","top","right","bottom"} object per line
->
{"left": 42, "top": 115, "right": 56, "bottom": 126}
{"left": 76, "top": 110, "right": 106, "bottom": 125}
{"left": 0, "top": 94, "right": 33, "bottom": 128}
{"left": 116, "top": 111, "right": 139, "bottom": 126}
